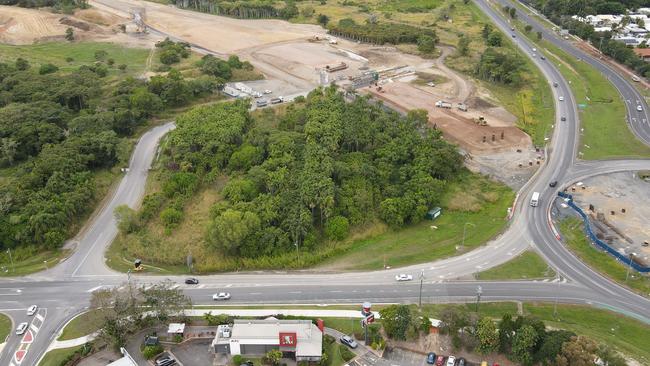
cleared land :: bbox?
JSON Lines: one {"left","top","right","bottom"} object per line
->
{"left": 559, "top": 218, "right": 650, "bottom": 298}
{"left": 477, "top": 250, "right": 555, "bottom": 280}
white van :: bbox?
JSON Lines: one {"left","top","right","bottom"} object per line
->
{"left": 530, "top": 192, "right": 540, "bottom": 207}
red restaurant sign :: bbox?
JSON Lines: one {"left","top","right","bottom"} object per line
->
{"left": 279, "top": 332, "right": 297, "bottom": 347}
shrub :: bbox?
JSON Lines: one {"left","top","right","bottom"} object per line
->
{"left": 325, "top": 216, "right": 349, "bottom": 241}
{"left": 160, "top": 49, "right": 181, "bottom": 65}
{"left": 142, "top": 344, "right": 164, "bottom": 359}
{"left": 160, "top": 207, "right": 183, "bottom": 229}
{"left": 39, "top": 63, "right": 59, "bottom": 75}
{"left": 339, "top": 344, "right": 356, "bottom": 361}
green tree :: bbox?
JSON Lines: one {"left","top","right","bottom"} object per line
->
{"left": 511, "top": 324, "right": 539, "bottom": 365}
{"left": 476, "top": 317, "right": 499, "bottom": 354}
{"left": 265, "top": 349, "right": 282, "bottom": 365}
{"left": 509, "top": 7, "right": 516, "bottom": 18}
{"left": 379, "top": 305, "right": 411, "bottom": 340}
{"left": 160, "top": 49, "right": 181, "bottom": 65}
{"left": 482, "top": 24, "right": 493, "bottom": 40}
{"left": 536, "top": 31, "right": 543, "bottom": 40}
{"left": 302, "top": 5, "right": 315, "bottom": 17}
{"left": 556, "top": 336, "right": 598, "bottom": 366}
{"left": 94, "top": 50, "right": 108, "bottom": 61}
{"left": 317, "top": 14, "right": 329, "bottom": 26}
{"left": 498, "top": 313, "right": 516, "bottom": 353}
{"left": 417, "top": 34, "right": 436, "bottom": 54}
{"left": 534, "top": 330, "right": 575, "bottom": 365}
{"left": 65, "top": 27, "right": 74, "bottom": 41}
{"left": 524, "top": 24, "right": 533, "bottom": 33}
{"left": 487, "top": 32, "right": 503, "bottom": 46}
{"left": 207, "top": 209, "right": 261, "bottom": 255}
{"left": 39, "top": 63, "right": 59, "bottom": 74}
{"left": 15, "top": 58, "right": 29, "bottom": 71}
{"left": 160, "top": 207, "right": 183, "bottom": 229}
{"left": 114, "top": 205, "right": 139, "bottom": 234}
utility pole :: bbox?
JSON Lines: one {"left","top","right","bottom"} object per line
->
{"left": 462, "top": 223, "right": 475, "bottom": 248}
{"left": 553, "top": 274, "right": 561, "bottom": 318}
{"left": 476, "top": 285, "right": 482, "bottom": 314}
{"left": 6, "top": 248, "right": 14, "bottom": 273}
{"left": 418, "top": 269, "right": 425, "bottom": 307}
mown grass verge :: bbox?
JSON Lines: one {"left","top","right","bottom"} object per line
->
{"left": 0, "top": 312, "right": 11, "bottom": 343}
{"left": 477, "top": 250, "right": 555, "bottom": 280}
{"left": 58, "top": 310, "right": 106, "bottom": 341}
{"left": 38, "top": 346, "right": 83, "bottom": 366}
{"left": 559, "top": 218, "right": 650, "bottom": 298}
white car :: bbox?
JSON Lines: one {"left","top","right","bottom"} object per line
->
{"left": 395, "top": 274, "right": 413, "bottom": 281}
{"left": 446, "top": 356, "right": 456, "bottom": 366}
{"left": 559, "top": 96, "right": 564, "bottom": 101}
{"left": 637, "top": 105, "right": 643, "bottom": 112}
{"left": 27, "top": 305, "right": 38, "bottom": 316}
{"left": 15, "top": 322, "right": 28, "bottom": 335}
{"left": 263, "top": 89, "right": 272, "bottom": 94}
{"left": 212, "top": 292, "right": 231, "bottom": 301}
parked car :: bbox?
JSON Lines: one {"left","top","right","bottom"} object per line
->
{"left": 427, "top": 352, "right": 437, "bottom": 364}
{"left": 15, "top": 322, "right": 28, "bottom": 335}
{"left": 549, "top": 181, "right": 558, "bottom": 187}
{"left": 447, "top": 356, "right": 456, "bottom": 366}
{"left": 263, "top": 89, "right": 272, "bottom": 94}
{"left": 395, "top": 274, "right": 413, "bottom": 281}
{"left": 185, "top": 278, "right": 199, "bottom": 285}
{"left": 27, "top": 305, "right": 38, "bottom": 316}
{"left": 457, "top": 358, "right": 466, "bottom": 366}
{"left": 212, "top": 292, "right": 231, "bottom": 301}
{"left": 340, "top": 335, "right": 358, "bottom": 348}
{"left": 553, "top": 82, "right": 558, "bottom": 87}
{"left": 435, "top": 356, "right": 445, "bottom": 366}
{"left": 240, "top": 361, "right": 254, "bottom": 366}
{"left": 155, "top": 355, "right": 172, "bottom": 366}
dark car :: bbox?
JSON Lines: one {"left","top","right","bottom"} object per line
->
{"left": 540, "top": 56, "right": 546, "bottom": 60}
{"left": 549, "top": 181, "right": 558, "bottom": 187}
{"left": 561, "top": 116, "right": 566, "bottom": 121}
{"left": 240, "top": 361, "right": 254, "bottom": 366}
{"left": 436, "top": 356, "right": 445, "bottom": 366}
{"left": 427, "top": 352, "right": 437, "bottom": 364}
{"left": 185, "top": 278, "right": 199, "bottom": 285}
{"left": 340, "top": 335, "right": 358, "bottom": 348}
{"left": 457, "top": 358, "right": 466, "bottom": 366}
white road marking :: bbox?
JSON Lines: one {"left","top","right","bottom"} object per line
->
{"left": 35, "top": 314, "right": 44, "bottom": 322}
{"left": 29, "top": 323, "right": 39, "bottom": 332}
{"left": 86, "top": 286, "right": 103, "bottom": 293}
{"left": 288, "top": 291, "right": 302, "bottom": 294}
{"left": 225, "top": 284, "right": 233, "bottom": 288}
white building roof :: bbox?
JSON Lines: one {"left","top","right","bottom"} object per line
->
{"left": 167, "top": 323, "right": 186, "bottom": 334}
{"left": 230, "top": 319, "right": 323, "bottom": 357}
{"left": 594, "top": 26, "right": 613, "bottom": 32}
{"left": 108, "top": 348, "right": 138, "bottom": 366}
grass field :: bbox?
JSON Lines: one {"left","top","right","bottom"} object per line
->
{"left": 0, "top": 312, "right": 11, "bottom": 343}
{"left": 559, "top": 218, "right": 650, "bottom": 298}
{"left": 0, "top": 42, "right": 150, "bottom": 76}
{"left": 38, "top": 346, "right": 83, "bottom": 366}
{"left": 321, "top": 173, "right": 514, "bottom": 270}
{"left": 0, "top": 249, "right": 69, "bottom": 278}
{"left": 477, "top": 250, "right": 555, "bottom": 280}
{"left": 58, "top": 310, "right": 105, "bottom": 341}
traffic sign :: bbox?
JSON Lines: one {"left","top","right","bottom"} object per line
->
{"left": 366, "top": 313, "right": 375, "bottom": 324}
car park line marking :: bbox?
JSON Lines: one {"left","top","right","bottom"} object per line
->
{"left": 248, "top": 292, "right": 261, "bottom": 295}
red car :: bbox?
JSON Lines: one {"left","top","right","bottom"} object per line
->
{"left": 435, "top": 356, "right": 445, "bottom": 366}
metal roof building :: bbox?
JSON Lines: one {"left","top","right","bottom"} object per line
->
{"left": 212, "top": 319, "right": 322, "bottom": 362}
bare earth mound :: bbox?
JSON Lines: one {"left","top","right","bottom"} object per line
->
{"left": 0, "top": 5, "right": 69, "bottom": 44}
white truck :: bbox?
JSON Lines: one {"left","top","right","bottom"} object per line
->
{"left": 530, "top": 192, "right": 540, "bottom": 207}
{"left": 435, "top": 100, "right": 452, "bottom": 109}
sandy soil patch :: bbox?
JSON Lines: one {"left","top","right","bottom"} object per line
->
{"left": 571, "top": 172, "right": 650, "bottom": 266}
{"left": 0, "top": 5, "right": 70, "bottom": 44}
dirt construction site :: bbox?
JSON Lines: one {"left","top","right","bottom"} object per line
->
{"left": 0, "top": 0, "right": 541, "bottom": 188}
{"left": 568, "top": 171, "right": 650, "bottom": 267}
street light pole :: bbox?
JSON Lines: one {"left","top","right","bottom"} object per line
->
{"left": 625, "top": 253, "right": 637, "bottom": 282}
{"left": 462, "top": 223, "right": 475, "bottom": 248}
{"left": 476, "top": 285, "right": 482, "bottom": 314}
{"left": 418, "top": 269, "right": 425, "bottom": 307}
{"left": 6, "top": 248, "right": 14, "bottom": 273}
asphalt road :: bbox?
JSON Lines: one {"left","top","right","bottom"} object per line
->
{"left": 2, "top": 1, "right": 650, "bottom": 365}
{"left": 495, "top": 0, "right": 650, "bottom": 145}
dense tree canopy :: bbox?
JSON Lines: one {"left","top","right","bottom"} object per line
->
{"left": 328, "top": 18, "right": 438, "bottom": 45}
{"left": 145, "top": 87, "right": 462, "bottom": 259}
{"left": 0, "top": 54, "right": 218, "bottom": 254}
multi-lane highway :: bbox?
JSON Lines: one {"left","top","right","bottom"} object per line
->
{"left": 2, "top": 0, "right": 650, "bottom": 365}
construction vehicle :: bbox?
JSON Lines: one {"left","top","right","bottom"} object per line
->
{"left": 475, "top": 116, "right": 487, "bottom": 126}
{"left": 435, "top": 100, "right": 452, "bottom": 109}
{"left": 457, "top": 103, "right": 468, "bottom": 112}
{"left": 270, "top": 96, "right": 284, "bottom": 104}
{"left": 325, "top": 62, "right": 348, "bottom": 73}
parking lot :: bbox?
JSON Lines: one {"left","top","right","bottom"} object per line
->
{"left": 170, "top": 339, "right": 214, "bottom": 366}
